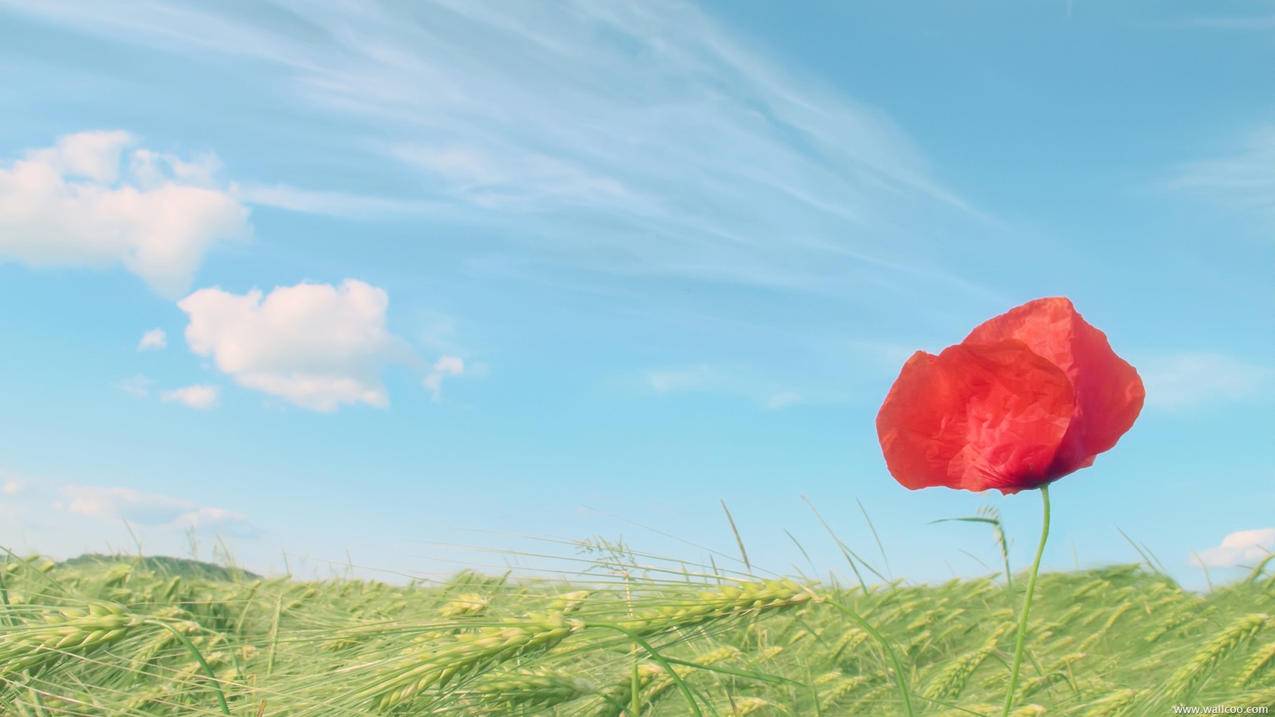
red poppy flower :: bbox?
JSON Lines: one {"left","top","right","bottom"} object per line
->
{"left": 876, "top": 297, "right": 1145, "bottom": 494}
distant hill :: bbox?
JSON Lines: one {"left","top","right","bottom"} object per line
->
{"left": 57, "top": 554, "right": 261, "bottom": 581}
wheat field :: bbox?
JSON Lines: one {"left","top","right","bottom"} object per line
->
{"left": 1, "top": 546, "right": 1273, "bottom": 716}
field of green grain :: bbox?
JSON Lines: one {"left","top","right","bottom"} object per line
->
{"left": 2, "top": 547, "right": 1274, "bottom": 716}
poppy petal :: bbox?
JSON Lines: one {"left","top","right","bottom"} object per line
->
{"left": 876, "top": 340, "right": 1076, "bottom": 494}
{"left": 963, "top": 297, "right": 1145, "bottom": 478}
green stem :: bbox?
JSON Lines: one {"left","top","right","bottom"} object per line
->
{"left": 588, "top": 623, "right": 703, "bottom": 717}
{"left": 265, "top": 595, "right": 283, "bottom": 677}
{"left": 631, "top": 649, "right": 642, "bottom": 716}
{"left": 148, "top": 621, "right": 231, "bottom": 716}
{"left": 1001, "top": 484, "right": 1051, "bottom": 717}
{"left": 0, "top": 563, "right": 11, "bottom": 628}
{"left": 822, "top": 598, "right": 914, "bottom": 717}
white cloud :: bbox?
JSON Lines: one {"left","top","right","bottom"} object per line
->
{"left": 2, "top": 477, "right": 256, "bottom": 559}
{"left": 179, "top": 279, "right": 407, "bottom": 411}
{"left": 171, "top": 506, "right": 244, "bottom": 530}
{"left": 1177, "top": 16, "right": 1275, "bottom": 31}
{"left": 1140, "top": 352, "right": 1271, "bottom": 409}
{"left": 59, "top": 484, "right": 247, "bottom": 529}
{"left": 118, "top": 376, "right": 220, "bottom": 409}
{"left": 1169, "top": 127, "right": 1275, "bottom": 222}
{"left": 0, "top": 131, "right": 250, "bottom": 296}
{"left": 116, "top": 374, "right": 154, "bottom": 398}
{"left": 645, "top": 364, "right": 805, "bottom": 409}
{"left": 389, "top": 144, "right": 632, "bottom": 210}
{"left": 647, "top": 365, "right": 720, "bottom": 394}
{"left": 0, "top": 467, "right": 30, "bottom": 497}
{"left": 1191, "top": 528, "right": 1275, "bottom": 568}
{"left": 847, "top": 340, "right": 917, "bottom": 373}
{"left": 765, "top": 391, "right": 803, "bottom": 410}
{"left": 161, "top": 384, "right": 219, "bottom": 410}
{"left": 1, "top": 2, "right": 991, "bottom": 296}
{"left": 230, "top": 182, "right": 435, "bottom": 217}
{"left": 423, "top": 355, "right": 465, "bottom": 399}
{"left": 137, "top": 328, "right": 167, "bottom": 351}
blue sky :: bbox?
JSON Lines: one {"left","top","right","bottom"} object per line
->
{"left": 0, "top": 0, "right": 1271, "bottom": 588}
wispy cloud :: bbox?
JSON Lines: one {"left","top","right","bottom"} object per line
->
{"left": 2, "top": 472, "right": 256, "bottom": 556}
{"left": 645, "top": 364, "right": 804, "bottom": 409}
{"left": 230, "top": 183, "right": 437, "bottom": 217}
{"left": 846, "top": 340, "right": 917, "bottom": 375}
{"left": 116, "top": 374, "right": 154, "bottom": 398}
{"left": 5, "top": 0, "right": 989, "bottom": 295}
{"left": 1175, "top": 16, "right": 1275, "bottom": 31}
{"left": 1139, "top": 352, "right": 1271, "bottom": 410}
{"left": 765, "top": 391, "right": 803, "bottom": 410}
{"left": 58, "top": 484, "right": 252, "bottom": 534}
{"left": 1167, "top": 126, "right": 1275, "bottom": 222}
{"left": 1191, "top": 528, "right": 1275, "bottom": 568}
{"left": 646, "top": 365, "right": 721, "bottom": 395}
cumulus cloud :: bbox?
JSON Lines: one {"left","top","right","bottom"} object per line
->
{"left": 161, "top": 384, "right": 219, "bottom": 410}
{"left": 423, "top": 355, "right": 465, "bottom": 399}
{"left": 1140, "top": 352, "right": 1271, "bottom": 409}
{"left": 137, "top": 328, "right": 167, "bottom": 351}
{"left": 0, "top": 130, "right": 250, "bottom": 296}
{"left": 178, "top": 279, "right": 410, "bottom": 411}
{"left": 1191, "top": 528, "right": 1275, "bottom": 568}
